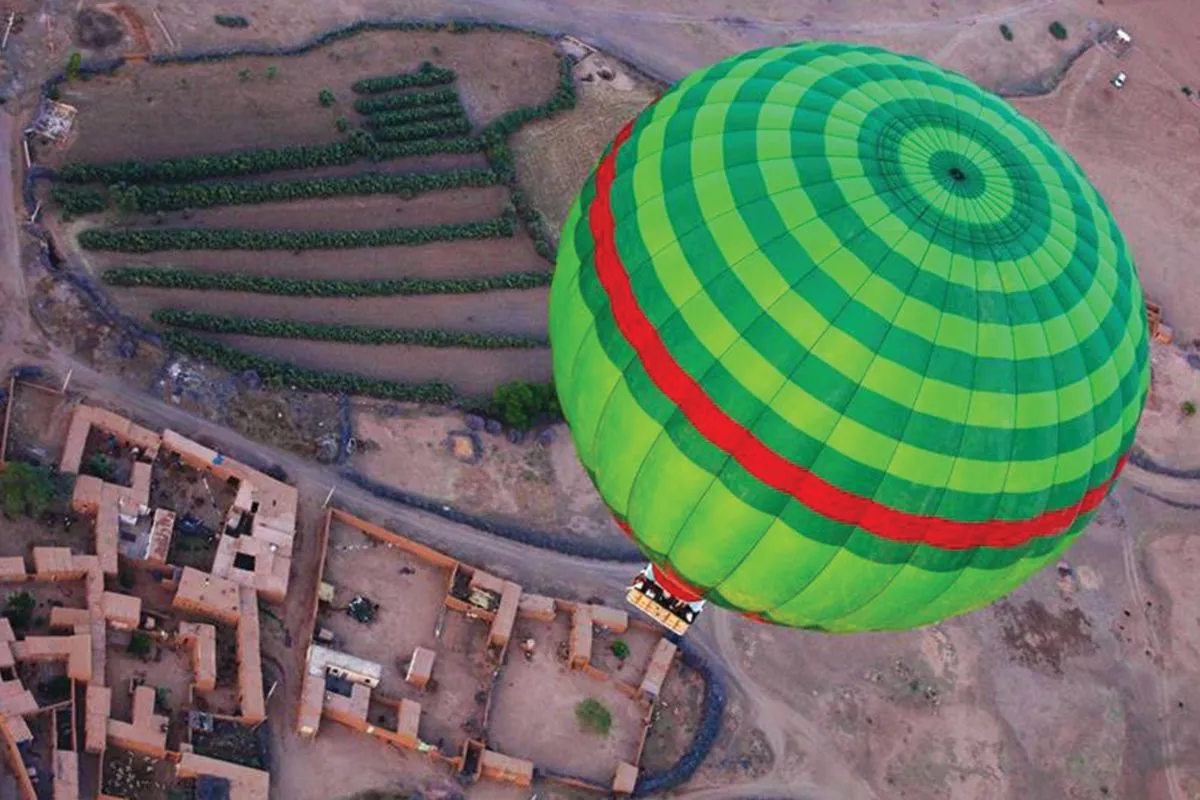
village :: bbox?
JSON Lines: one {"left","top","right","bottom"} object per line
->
{"left": 0, "top": 369, "right": 692, "bottom": 799}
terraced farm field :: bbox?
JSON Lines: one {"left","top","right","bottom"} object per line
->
{"left": 41, "top": 24, "right": 584, "bottom": 405}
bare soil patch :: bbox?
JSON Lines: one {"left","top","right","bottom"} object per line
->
{"left": 52, "top": 28, "right": 559, "bottom": 165}
{"left": 489, "top": 615, "right": 646, "bottom": 784}
{"left": 0, "top": 514, "right": 91, "bottom": 560}
{"left": 79, "top": 230, "right": 545, "bottom": 282}
{"left": 111, "top": 286, "right": 550, "bottom": 337}
{"left": 641, "top": 659, "right": 705, "bottom": 774}
{"left": 512, "top": 61, "right": 660, "bottom": 240}
{"left": 593, "top": 624, "right": 662, "bottom": 685}
{"left": 2, "top": 381, "right": 72, "bottom": 466}
{"left": 122, "top": 185, "right": 512, "bottom": 232}
{"left": 206, "top": 335, "right": 551, "bottom": 395}
{"left": 105, "top": 634, "right": 194, "bottom": 720}
{"left": 1136, "top": 344, "right": 1200, "bottom": 470}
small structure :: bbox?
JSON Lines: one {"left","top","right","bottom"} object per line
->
{"left": 145, "top": 508, "right": 175, "bottom": 564}
{"left": 591, "top": 605, "right": 629, "bottom": 634}
{"left": 177, "top": 622, "right": 217, "bottom": 692}
{"left": 517, "top": 593, "right": 556, "bottom": 622}
{"left": 177, "top": 751, "right": 270, "bottom": 800}
{"left": 306, "top": 644, "right": 382, "bottom": 689}
{"left": 406, "top": 647, "right": 436, "bottom": 689}
{"left": 53, "top": 750, "right": 79, "bottom": 800}
{"left": 638, "top": 639, "right": 678, "bottom": 700}
{"left": 570, "top": 606, "right": 593, "bottom": 669}
{"left": 236, "top": 587, "right": 265, "bottom": 723}
{"left": 479, "top": 750, "right": 534, "bottom": 788}
{"left": 106, "top": 685, "right": 168, "bottom": 757}
{"left": 27, "top": 99, "right": 78, "bottom": 144}
{"left": 613, "top": 761, "right": 639, "bottom": 796}
{"left": 102, "top": 591, "right": 142, "bottom": 630}
{"left": 488, "top": 582, "right": 521, "bottom": 649}
{"left": 84, "top": 686, "right": 111, "bottom": 753}
{"left": 173, "top": 567, "right": 241, "bottom": 626}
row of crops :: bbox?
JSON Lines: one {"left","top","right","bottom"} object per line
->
{"left": 51, "top": 53, "right": 580, "bottom": 402}
{"left": 152, "top": 309, "right": 547, "bottom": 348}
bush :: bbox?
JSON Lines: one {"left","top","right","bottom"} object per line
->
{"left": 264, "top": 65, "right": 279, "bottom": 79}
{"left": 575, "top": 698, "right": 612, "bottom": 736}
{"left": 1183, "top": 86, "right": 1194, "bottom": 97}
{"left": 354, "top": 87, "right": 460, "bottom": 115}
{"left": 78, "top": 214, "right": 514, "bottom": 252}
{"left": 490, "top": 381, "right": 559, "bottom": 429}
{"left": 1049, "top": 21, "right": 1068, "bottom": 40}
{"left": 128, "top": 632, "right": 153, "bottom": 657}
{"left": 318, "top": 88, "right": 336, "bottom": 107}
{"left": 335, "top": 116, "right": 350, "bottom": 133}
{"left": 58, "top": 136, "right": 483, "bottom": 185}
{"left": 364, "top": 101, "right": 465, "bottom": 129}
{"left": 65, "top": 52, "right": 82, "bottom": 81}
{"left": 237, "top": 68, "right": 252, "bottom": 82}
{"left": 371, "top": 116, "right": 472, "bottom": 142}
{"left": 67, "top": 168, "right": 499, "bottom": 214}
{"left": 162, "top": 330, "right": 458, "bottom": 402}
{"left": 153, "top": 309, "right": 547, "bottom": 349}
{"left": 611, "top": 639, "right": 630, "bottom": 660}
{"left": 213, "top": 14, "right": 250, "bottom": 28}
{"left": 352, "top": 62, "right": 457, "bottom": 94}
{"left": 1000, "top": 24, "right": 1014, "bottom": 41}
{"left": 0, "top": 462, "right": 58, "bottom": 519}
{"left": 1182, "top": 401, "right": 1196, "bottom": 417}
{"left": 102, "top": 267, "right": 552, "bottom": 296}
{"left": 3, "top": 592, "right": 36, "bottom": 630}
{"left": 52, "top": 185, "right": 109, "bottom": 216}
{"left": 85, "top": 453, "right": 116, "bottom": 481}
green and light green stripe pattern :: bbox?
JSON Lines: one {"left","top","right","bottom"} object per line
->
{"left": 550, "top": 42, "right": 1149, "bottom": 632}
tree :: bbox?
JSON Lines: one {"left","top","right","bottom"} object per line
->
{"left": 65, "top": 52, "right": 82, "bottom": 81}
{"left": 86, "top": 453, "right": 115, "bottom": 481}
{"left": 575, "top": 698, "right": 612, "bottom": 735}
{"left": 128, "top": 632, "right": 153, "bottom": 657}
{"left": 491, "top": 381, "right": 560, "bottom": 430}
{"left": 264, "top": 65, "right": 279, "bottom": 80}
{"left": 1048, "top": 21, "right": 1068, "bottom": 40}
{"left": 0, "top": 462, "right": 57, "bottom": 519}
{"left": 610, "top": 639, "right": 630, "bottom": 660}
{"left": 319, "top": 88, "right": 336, "bottom": 107}
{"left": 3, "top": 592, "right": 36, "bottom": 630}
{"left": 999, "top": 24, "right": 1014, "bottom": 41}
{"left": 1182, "top": 400, "right": 1196, "bottom": 417}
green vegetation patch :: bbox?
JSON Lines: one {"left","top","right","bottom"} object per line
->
{"left": 575, "top": 698, "right": 613, "bottom": 736}
{"left": 352, "top": 62, "right": 457, "bottom": 94}
{"left": 371, "top": 117, "right": 472, "bottom": 142}
{"left": 152, "top": 309, "right": 547, "bottom": 349}
{"left": 364, "top": 102, "right": 466, "bottom": 129}
{"left": 78, "top": 214, "right": 515, "bottom": 252}
{"left": 1049, "top": 21, "right": 1068, "bottom": 40}
{"left": 354, "top": 87, "right": 461, "bottom": 115}
{"left": 102, "top": 267, "right": 551, "bottom": 296}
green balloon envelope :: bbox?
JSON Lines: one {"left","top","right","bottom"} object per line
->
{"left": 550, "top": 42, "right": 1149, "bottom": 632}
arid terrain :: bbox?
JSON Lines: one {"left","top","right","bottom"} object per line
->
{"left": 1, "top": 0, "right": 1199, "bottom": 799}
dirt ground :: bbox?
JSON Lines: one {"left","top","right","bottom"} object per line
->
{"left": 1136, "top": 344, "right": 1200, "bottom": 469}
{"left": 488, "top": 615, "right": 646, "bottom": 785}
{"left": 50, "top": 28, "right": 559, "bottom": 165}
{"left": 319, "top": 519, "right": 452, "bottom": 696}
{"left": 640, "top": 658, "right": 706, "bottom": 774}
{"left": 350, "top": 405, "right": 624, "bottom": 547}
{"left": 592, "top": 624, "right": 662, "bottom": 685}
{"left": 1, "top": 380, "right": 72, "bottom": 466}
{"left": 105, "top": 635, "right": 194, "bottom": 720}
{"left": 109, "top": 285, "right": 551, "bottom": 338}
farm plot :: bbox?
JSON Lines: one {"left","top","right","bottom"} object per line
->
{"left": 46, "top": 25, "right": 578, "bottom": 400}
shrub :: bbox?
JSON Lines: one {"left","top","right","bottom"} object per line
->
{"left": 264, "top": 65, "right": 279, "bottom": 79}
{"left": 3, "top": 592, "right": 36, "bottom": 630}
{"left": 1182, "top": 401, "right": 1197, "bottom": 417}
{"left": 1000, "top": 24, "right": 1014, "bottom": 41}
{"left": 65, "top": 52, "right": 82, "bottom": 81}
{"left": 152, "top": 309, "right": 547, "bottom": 349}
{"left": 0, "top": 462, "right": 57, "bottom": 519}
{"left": 352, "top": 62, "right": 457, "bottom": 94}
{"left": 237, "top": 68, "right": 251, "bottom": 82}
{"left": 354, "top": 87, "right": 460, "bottom": 115}
{"left": 318, "top": 87, "right": 336, "bottom": 107}
{"left": 128, "top": 631, "right": 153, "bottom": 657}
{"left": 1183, "top": 86, "right": 1193, "bottom": 96}
{"left": 102, "top": 267, "right": 552, "bottom": 297}
{"left": 58, "top": 136, "right": 483, "bottom": 185}
{"left": 575, "top": 698, "right": 612, "bottom": 736}
{"left": 371, "top": 116, "right": 471, "bottom": 142}
{"left": 52, "top": 185, "right": 109, "bottom": 216}
{"left": 364, "top": 101, "right": 465, "bottom": 129}
{"left": 85, "top": 453, "right": 116, "bottom": 481}
{"left": 335, "top": 116, "right": 350, "bottom": 133}
{"left": 490, "top": 381, "right": 559, "bottom": 430}
{"left": 78, "top": 214, "right": 514, "bottom": 252}
{"left": 213, "top": 14, "right": 250, "bottom": 28}
{"left": 162, "top": 331, "right": 458, "bottom": 402}
{"left": 1049, "top": 21, "right": 1068, "bottom": 40}
{"left": 611, "top": 639, "right": 630, "bottom": 660}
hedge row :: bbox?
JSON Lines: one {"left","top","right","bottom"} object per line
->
{"left": 480, "top": 56, "right": 578, "bottom": 261}
{"left": 352, "top": 62, "right": 456, "bottom": 94}
{"left": 364, "top": 101, "right": 465, "bottom": 129}
{"left": 52, "top": 185, "right": 109, "bottom": 216}
{"left": 78, "top": 214, "right": 515, "bottom": 252}
{"left": 58, "top": 168, "right": 499, "bottom": 215}
{"left": 102, "top": 267, "right": 552, "bottom": 296}
{"left": 354, "top": 87, "right": 460, "bottom": 115}
{"left": 56, "top": 132, "right": 481, "bottom": 186}
{"left": 371, "top": 116, "right": 472, "bottom": 142}
{"left": 162, "top": 330, "right": 457, "bottom": 402}
{"left": 153, "top": 309, "right": 547, "bottom": 349}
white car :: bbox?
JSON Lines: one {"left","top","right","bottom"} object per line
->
{"left": 1111, "top": 72, "right": 1127, "bottom": 88}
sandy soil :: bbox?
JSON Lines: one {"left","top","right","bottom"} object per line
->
{"left": 350, "top": 405, "right": 623, "bottom": 547}
{"left": 105, "top": 639, "right": 194, "bottom": 720}
{"left": 1135, "top": 344, "right": 1200, "bottom": 470}
{"left": 1, "top": 381, "right": 73, "bottom": 466}
{"left": 489, "top": 615, "right": 646, "bottom": 784}
{"left": 109, "top": 286, "right": 550, "bottom": 337}
{"left": 52, "top": 28, "right": 559, "bottom": 165}
{"left": 205, "top": 334, "right": 551, "bottom": 395}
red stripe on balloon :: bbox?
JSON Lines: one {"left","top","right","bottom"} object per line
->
{"left": 585, "top": 120, "right": 1126, "bottom": 551}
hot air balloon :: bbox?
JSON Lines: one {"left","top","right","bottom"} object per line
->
{"left": 549, "top": 42, "right": 1149, "bottom": 634}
